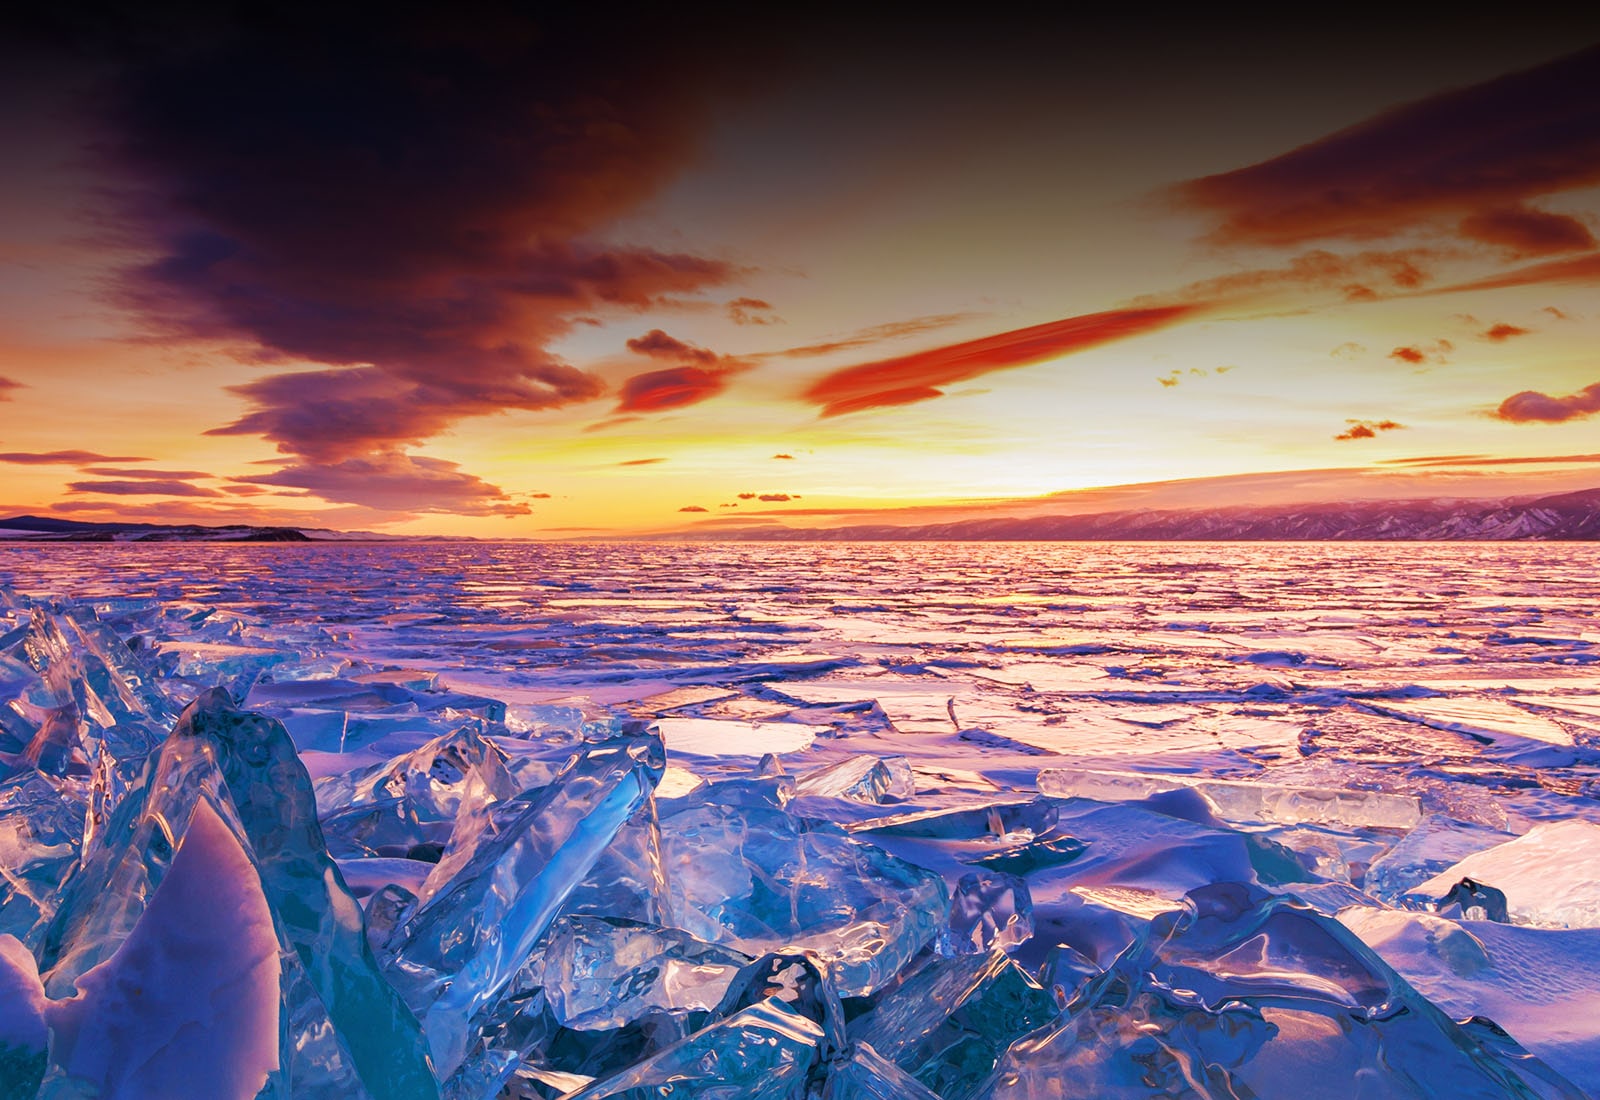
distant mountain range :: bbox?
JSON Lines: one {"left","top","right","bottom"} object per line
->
{"left": 703, "top": 487, "right": 1600, "bottom": 541}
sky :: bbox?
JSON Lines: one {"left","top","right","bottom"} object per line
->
{"left": 1, "top": 8, "right": 1599, "bottom": 536}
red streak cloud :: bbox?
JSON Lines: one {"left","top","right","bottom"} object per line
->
{"left": 802, "top": 305, "right": 1202, "bottom": 417}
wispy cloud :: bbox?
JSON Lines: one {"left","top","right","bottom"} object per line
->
{"left": 0, "top": 450, "right": 150, "bottom": 465}
{"left": 68, "top": 479, "right": 222, "bottom": 497}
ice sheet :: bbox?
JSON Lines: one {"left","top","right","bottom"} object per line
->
{"left": 5, "top": 541, "right": 1600, "bottom": 1097}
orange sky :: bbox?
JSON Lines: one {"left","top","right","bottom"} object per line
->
{"left": 2, "top": 14, "right": 1599, "bottom": 536}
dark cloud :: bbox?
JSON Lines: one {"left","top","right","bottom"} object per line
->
{"left": 1494, "top": 382, "right": 1600, "bottom": 423}
{"left": 678, "top": 505, "right": 708, "bottom": 512}
{"left": 0, "top": 377, "right": 22, "bottom": 400}
{"left": 727, "top": 297, "right": 780, "bottom": 325}
{"left": 613, "top": 366, "right": 730, "bottom": 414}
{"left": 758, "top": 493, "right": 791, "bottom": 502}
{"left": 206, "top": 366, "right": 604, "bottom": 463}
{"left": 626, "top": 329, "right": 719, "bottom": 365}
{"left": 1544, "top": 306, "right": 1573, "bottom": 321}
{"left": 1334, "top": 419, "right": 1405, "bottom": 442}
{"left": 803, "top": 305, "right": 1200, "bottom": 417}
{"left": 75, "top": 8, "right": 770, "bottom": 513}
{"left": 772, "top": 453, "right": 795, "bottom": 460}
{"left": 232, "top": 453, "right": 529, "bottom": 515}
{"left": 0, "top": 450, "right": 149, "bottom": 465}
{"left": 67, "top": 479, "right": 222, "bottom": 497}
{"left": 81, "top": 466, "right": 213, "bottom": 480}
{"left": 619, "top": 458, "right": 666, "bottom": 466}
{"left": 737, "top": 492, "right": 757, "bottom": 500}
{"left": 1480, "top": 322, "right": 1531, "bottom": 341}
{"left": 614, "top": 329, "right": 749, "bottom": 414}
{"left": 1458, "top": 205, "right": 1596, "bottom": 256}
{"left": 1173, "top": 46, "right": 1600, "bottom": 248}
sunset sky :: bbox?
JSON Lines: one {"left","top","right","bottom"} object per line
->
{"left": 2, "top": 10, "right": 1599, "bottom": 536}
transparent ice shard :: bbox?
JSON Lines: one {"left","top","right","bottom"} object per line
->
{"left": 173, "top": 689, "right": 440, "bottom": 1100}
{"left": 43, "top": 800, "right": 282, "bottom": 1100}
{"left": 986, "top": 882, "right": 1588, "bottom": 1098}
{"left": 561, "top": 998, "right": 824, "bottom": 1100}
{"left": 848, "top": 950, "right": 1056, "bottom": 1100}
{"left": 1413, "top": 819, "right": 1600, "bottom": 928}
{"left": 0, "top": 773, "right": 84, "bottom": 951}
{"left": 1, "top": 606, "right": 172, "bottom": 777}
{"left": 659, "top": 803, "right": 948, "bottom": 996}
{"left": 938, "top": 871, "right": 1033, "bottom": 957}
{"left": 1364, "top": 814, "right": 1513, "bottom": 905}
{"left": 824, "top": 1040, "right": 945, "bottom": 1100}
{"left": 38, "top": 689, "right": 439, "bottom": 1100}
{"left": 1037, "top": 767, "right": 1422, "bottom": 830}
{"left": 314, "top": 723, "right": 518, "bottom": 821}
{"left": 541, "top": 915, "right": 750, "bottom": 1031}
{"left": 796, "top": 755, "right": 915, "bottom": 803}
{"left": 385, "top": 731, "right": 664, "bottom": 1079}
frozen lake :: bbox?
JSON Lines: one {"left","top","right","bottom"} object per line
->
{"left": 3, "top": 541, "right": 1600, "bottom": 1097}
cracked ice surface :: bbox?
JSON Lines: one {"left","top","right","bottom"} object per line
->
{"left": 4, "top": 541, "right": 1600, "bottom": 1097}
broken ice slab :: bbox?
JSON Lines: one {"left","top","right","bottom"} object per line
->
{"left": 824, "top": 1041, "right": 946, "bottom": 1100}
{"left": 847, "top": 950, "right": 1057, "bottom": 1100}
{"left": 659, "top": 802, "right": 948, "bottom": 997}
{"left": 987, "top": 882, "right": 1589, "bottom": 1099}
{"left": 1363, "top": 814, "right": 1515, "bottom": 904}
{"left": 795, "top": 754, "right": 916, "bottom": 803}
{"left": 938, "top": 872, "right": 1033, "bottom": 957}
{"left": 42, "top": 800, "right": 282, "bottom": 1100}
{"left": 1413, "top": 819, "right": 1600, "bottom": 928}
{"left": 561, "top": 998, "right": 823, "bottom": 1099}
{"left": 0, "top": 772, "right": 85, "bottom": 950}
{"left": 541, "top": 915, "right": 751, "bottom": 1031}
{"left": 655, "top": 717, "right": 819, "bottom": 757}
{"left": 1, "top": 606, "right": 174, "bottom": 773}
{"left": 1037, "top": 766, "right": 1422, "bottom": 830}
{"left": 313, "top": 723, "right": 519, "bottom": 820}
{"left": 385, "top": 731, "right": 664, "bottom": 1079}
{"left": 40, "top": 689, "right": 440, "bottom": 1100}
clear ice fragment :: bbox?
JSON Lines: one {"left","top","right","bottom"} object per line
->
{"left": 1037, "top": 767, "right": 1422, "bottom": 830}
{"left": 796, "top": 755, "right": 916, "bottom": 803}
{"left": 561, "top": 998, "right": 823, "bottom": 1099}
{"left": 45, "top": 800, "right": 281, "bottom": 1100}
{"left": 660, "top": 803, "right": 948, "bottom": 996}
{"left": 541, "top": 915, "right": 750, "bottom": 1031}
{"left": 938, "top": 871, "right": 1033, "bottom": 957}
{"left": 385, "top": 732, "right": 664, "bottom": 1078}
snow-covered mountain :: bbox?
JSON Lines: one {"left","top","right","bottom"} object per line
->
{"left": 712, "top": 487, "right": 1600, "bottom": 541}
